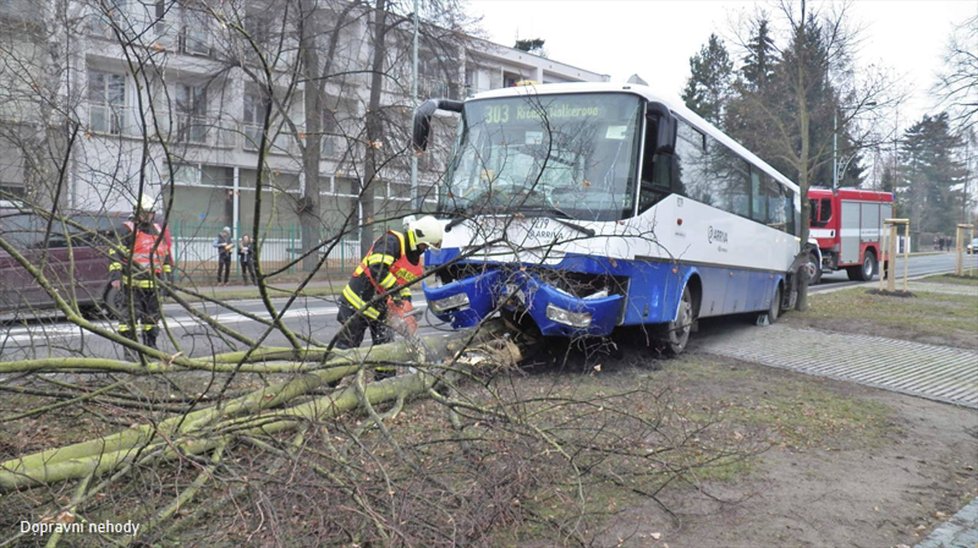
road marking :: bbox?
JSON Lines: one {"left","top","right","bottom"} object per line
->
{"left": 1, "top": 304, "right": 427, "bottom": 344}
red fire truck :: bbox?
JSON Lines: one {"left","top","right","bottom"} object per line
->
{"left": 807, "top": 187, "right": 894, "bottom": 283}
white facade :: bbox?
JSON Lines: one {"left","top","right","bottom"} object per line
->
{"left": 0, "top": 0, "right": 607, "bottom": 270}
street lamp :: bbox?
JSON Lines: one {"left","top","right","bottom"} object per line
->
{"left": 832, "top": 101, "right": 877, "bottom": 189}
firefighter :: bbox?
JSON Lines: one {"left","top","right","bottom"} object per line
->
{"left": 109, "top": 195, "right": 173, "bottom": 360}
{"left": 333, "top": 215, "right": 443, "bottom": 379}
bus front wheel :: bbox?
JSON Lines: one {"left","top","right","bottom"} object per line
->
{"left": 659, "top": 287, "right": 694, "bottom": 356}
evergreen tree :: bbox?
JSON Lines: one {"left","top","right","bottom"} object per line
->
{"left": 681, "top": 33, "right": 733, "bottom": 128}
{"left": 897, "top": 113, "right": 969, "bottom": 237}
{"left": 740, "top": 18, "right": 776, "bottom": 92}
{"left": 514, "top": 38, "right": 546, "bottom": 56}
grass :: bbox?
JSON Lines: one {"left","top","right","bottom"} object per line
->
{"left": 918, "top": 273, "right": 978, "bottom": 286}
{"left": 657, "top": 356, "right": 893, "bottom": 451}
{"left": 786, "top": 284, "right": 978, "bottom": 346}
{"left": 473, "top": 353, "right": 896, "bottom": 545}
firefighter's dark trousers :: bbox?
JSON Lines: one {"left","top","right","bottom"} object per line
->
{"left": 116, "top": 284, "right": 162, "bottom": 351}
{"left": 334, "top": 301, "right": 395, "bottom": 380}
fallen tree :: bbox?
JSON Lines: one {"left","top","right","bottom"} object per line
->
{"left": 0, "top": 321, "right": 520, "bottom": 492}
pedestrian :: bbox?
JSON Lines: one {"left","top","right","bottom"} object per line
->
{"left": 238, "top": 234, "right": 257, "bottom": 285}
{"left": 108, "top": 195, "right": 173, "bottom": 361}
{"left": 333, "top": 215, "right": 443, "bottom": 380}
{"left": 214, "top": 226, "right": 233, "bottom": 285}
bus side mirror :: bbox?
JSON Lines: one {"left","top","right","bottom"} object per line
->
{"left": 413, "top": 98, "right": 463, "bottom": 153}
{"left": 656, "top": 116, "right": 676, "bottom": 154}
{"left": 646, "top": 102, "right": 676, "bottom": 155}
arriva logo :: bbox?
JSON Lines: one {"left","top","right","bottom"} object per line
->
{"left": 707, "top": 226, "right": 728, "bottom": 244}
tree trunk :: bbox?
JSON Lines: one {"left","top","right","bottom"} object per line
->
{"left": 794, "top": 0, "right": 812, "bottom": 311}
{"left": 360, "top": 0, "right": 388, "bottom": 256}
{"left": 299, "top": 0, "right": 323, "bottom": 273}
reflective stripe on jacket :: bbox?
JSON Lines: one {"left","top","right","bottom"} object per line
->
{"left": 343, "top": 230, "right": 422, "bottom": 317}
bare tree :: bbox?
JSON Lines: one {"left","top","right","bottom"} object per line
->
{"left": 723, "top": 1, "right": 895, "bottom": 308}
{"left": 936, "top": 15, "right": 978, "bottom": 134}
{"left": 0, "top": 3, "right": 777, "bottom": 545}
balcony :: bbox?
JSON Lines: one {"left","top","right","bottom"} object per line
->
{"left": 85, "top": 103, "right": 235, "bottom": 149}
{"left": 242, "top": 124, "right": 298, "bottom": 155}
{"left": 88, "top": 104, "right": 125, "bottom": 135}
{"left": 176, "top": 114, "right": 208, "bottom": 144}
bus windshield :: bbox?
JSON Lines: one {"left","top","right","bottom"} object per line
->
{"left": 441, "top": 93, "right": 643, "bottom": 222}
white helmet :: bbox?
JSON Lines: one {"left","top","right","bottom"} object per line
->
{"left": 134, "top": 194, "right": 155, "bottom": 213}
{"left": 408, "top": 215, "right": 443, "bottom": 248}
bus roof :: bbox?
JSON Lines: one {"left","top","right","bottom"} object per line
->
{"left": 469, "top": 82, "right": 801, "bottom": 194}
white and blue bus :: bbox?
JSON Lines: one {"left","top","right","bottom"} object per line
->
{"left": 413, "top": 82, "right": 804, "bottom": 354}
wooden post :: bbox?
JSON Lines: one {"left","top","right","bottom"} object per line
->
{"left": 882, "top": 218, "right": 909, "bottom": 292}
{"left": 879, "top": 221, "right": 888, "bottom": 292}
{"left": 955, "top": 223, "right": 974, "bottom": 276}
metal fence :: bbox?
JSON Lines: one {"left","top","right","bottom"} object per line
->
{"left": 170, "top": 221, "right": 359, "bottom": 281}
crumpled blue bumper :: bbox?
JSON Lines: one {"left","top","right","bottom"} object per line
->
{"left": 422, "top": 269, "right": 623, "bottom": 337}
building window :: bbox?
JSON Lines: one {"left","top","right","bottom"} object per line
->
{"left": 171, "top": 163, "right": 201, "bottom": 185}
{"left": 179, "top": 6, "right": 210, "bottom": 56}
{"left": 88, "top": 69, "right": 125, "bottom": 134}
{"left": 0, "top": 182, "right": 26, "bottom": 199}
{"left": 176, "top": 83, "right": 207, "bottom": 143}
{"left": 243, "top": 92, "right": 264, "bottom": 150}
{"left": 89, "top": 0, "right": 128, "bottom": 38}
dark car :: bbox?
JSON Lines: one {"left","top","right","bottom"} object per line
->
{"left": 0, "top": 202, "right": 128, "bottom": 317}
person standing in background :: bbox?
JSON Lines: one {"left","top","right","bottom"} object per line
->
{"left": 238, "top": 233, "right": 257, "bottom": 285}
{"left": 214, "top": 227, "right": 233, "bottom": 285}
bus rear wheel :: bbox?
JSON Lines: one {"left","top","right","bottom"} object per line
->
{"left": 765, "top": 284, "right": 782, "bottom": 324}
{"left": 659, "top": 287, "right": 694, "bottom": 356}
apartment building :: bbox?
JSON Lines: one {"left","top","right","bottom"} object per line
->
{"left": 0, "top": 0, "right": 607, "bottom": 268}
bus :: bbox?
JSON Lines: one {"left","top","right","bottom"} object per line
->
{"left": 412, "top": 82, "right": 805, "bottom": 354}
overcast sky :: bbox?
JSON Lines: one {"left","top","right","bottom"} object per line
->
{"left": 463, "top": 0, "right": 978, "bottom": 131}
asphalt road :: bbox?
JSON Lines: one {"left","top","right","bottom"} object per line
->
{"left": 0, "top": 294, "right": 444, "bottom": 361}
{"left": 812, "top": 251, "right": 972, "bottom": 291}
{"left": 1, "top": 251, "right": 970, "bottom": 361}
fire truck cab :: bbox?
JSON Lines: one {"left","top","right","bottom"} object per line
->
{"left": 808, "top": 187, "right": 894, "bottom": 283}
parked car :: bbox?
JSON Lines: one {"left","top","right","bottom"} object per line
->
{"left": 968, "top": 238, "right": 978, "bottom": 255}
{"left": 0, "top": 202, "right": 128, "bottom": 317}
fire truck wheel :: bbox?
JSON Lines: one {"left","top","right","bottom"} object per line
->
{"left": 805, "top": 252, "right": 822, "bottom": 285}
{"left": 848, "top": 251, "right": 877, "bottom": 282}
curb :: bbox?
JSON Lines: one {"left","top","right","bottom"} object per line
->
{"left": 916, "top": 495, "right": 978, "bottom": 548}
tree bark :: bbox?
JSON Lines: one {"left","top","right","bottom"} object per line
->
{"left": 299, "top": 0, "right": 323, "bottom": 273}
{"left": 360, "top": 0, "right": 389, "bottom": 255}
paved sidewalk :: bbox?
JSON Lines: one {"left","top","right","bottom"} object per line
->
{"left": 916, "top": 496, "right": 978, "bottom": 548}
{"left": 695, "top": 323, "right": 978, "bottom": 409}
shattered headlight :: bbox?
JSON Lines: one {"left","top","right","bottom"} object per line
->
{"left": 545, "top": 303, "right": 592, "bottom": 328}
{"left": 429, "top": 292, "right": 470, "bottom": 313}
